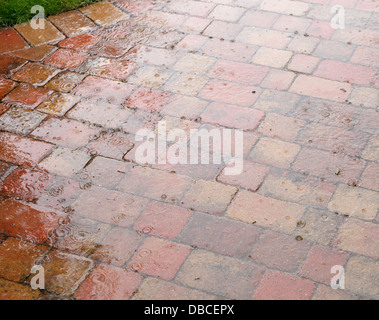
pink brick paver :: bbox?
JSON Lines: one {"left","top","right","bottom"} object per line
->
{"left": 0, "top": 0, "right": 378, "bottom": 300}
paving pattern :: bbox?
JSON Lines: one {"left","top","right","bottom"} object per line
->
{"left": 0, "top": 0, "right": 378, "bottom": 300}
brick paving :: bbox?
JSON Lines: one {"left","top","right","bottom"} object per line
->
{"left": 0, "top": 0, "right": 378, "bottom": 300}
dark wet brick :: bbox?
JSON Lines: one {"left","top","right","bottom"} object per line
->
{"left": 0, "top": 237, "right": 49, "bottom": 282}
{"left": 0, "top": 167, "right": 53, "bottom": 202}
{"left": 0, "top": 27, "right": 29, "bottom": 54}
{"left": 0, "top": 198, "right": 67, "bottom": 244}
{"left": 0, "top": 278, "right": 40, "bottom": 300}
{"left": 2, "top": 83, "right": 51, "bottom": 109}
{"left": 0, "top": 55, "right": 26, "bottom": 76}
{"left": 0, "top": 78, "right": 17, "bottom": 99}
{"left": 41, "top": 250, "right": 93, "bottom": 296}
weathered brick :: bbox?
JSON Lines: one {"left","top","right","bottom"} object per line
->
{"left": 237, "top": 27, "right": 291, "bottom": 49}
{"left": 11, "top": 63, "right": 58, "bottom": 86}
{"left": 15, "top": 21, "right": 64, "bottom": 46}
{"left": 45, "top": 48, "right": 89, "bottom": 69}
{"left": 45, "top": 71, "right": 85, "bottom": 93}
{"left": 134, "top": 201, "right": 193, "bottom": 239}
{"left": 290, "top": 75, "right": 351, "bottom": 102}
{"left": 349, "top": 87, "right": 379, "bottom": 108}
{"left": 257, "top": 113, "right": 305, "bottom": 141}
{"left": 260, "top": 0, "right": 310, "bottom": 16}
{"left": 0, "top": 107, "right": 46, "bottom": 135}
{"left": 254, "top": 270, "right": 315, "bottom": 300}
{"left": 75, "top": 264, "right": 142, "bottom": 300}
{"left": 80, "top": 2, "right": 128, "bottom": 26}
{"left": 251, "top": 231, "right": 311, "bottom": 272}
{"left": 199, "top": 80, "right": 261, "bottom": 107}
{"left": 49, "top": 10, "right": 96, "bottom": 37}
{"left": 0, "top": 237, "right": 48, "bottom": 282}
{"left": 0, "top": 198, "right": 66, "bottom": 244}
{"left": 51, "top": 215, "right": 111, "bottom": 256}
{"left": 258, "top": 169, "right": 336, "bottom": 207}
{"left": 294, "top": 208, "right": 344, "bottom": 246}
{"left": 315, "top": 60, "right": 376, "bottom": 85}
{"left": 0, "top": 27, "right": 29, "bottom": 53}
{"left": 118, "top": 166, "right": 192, "bottom": 203}
{"left": 124, "top": 45, "right": 180, "bottom": 68}
{"left": 31, "top": 117, "right": 99, "bottom": 149}
{"left": 133, "top": 277, "right": 217, "bottom": 300}
{"left": 200, "top": 38, "right": 257, "bottom": 62}
{"left": 72, "top": 186, "right": 149, "bottom": 226}
{"left": 84, "top": 130, "right": 134, "bottom": 160}
{"left": 37, "top": 147, "right": 91, "bottom": 178}
{"left": 181, "top": 179, "right": 237, "bottom": 215}
{"left": 0, "top": 167, "right": 53, "bottom": 202}
{"left": 328, "top": 184, "right": 378, "bottom": 220}
{"left": 3, "top": 83, "right": 51, "bottom": 109}
{"left": 59, "top": 34, "right": 101, "bottom": 51}
{"left": 92, "top": 227, "right": 143, "bottom": 266}
{"left": 177, "top": 212, "right": 261, "bottom": 258}
{"left": 42, "top": 251, "right": 93, "bottom": 296}
{"left": 128, "top": 237, "right": 190, "bottom": 280}
{"left": 126, "top": 87, "right": 172, "bottom": 113}
{"left": 0, "top": 78, "right": 17, "bottom": 99}
{"left": 345, "top": 255, "right": 379, "bottom": 299}
{"left": 200, "top": 102, "right": 264, "bottom": 130}
{"left": 252, "top": 47, "right": 292, "bottom": 68}
{"left": 288, "top": 53, "right": 320, "bottom": 73}
{"left": 260, "top": 69, "right": 296, "bottom": 90}
{"left": 227, "top": 191, "right": 305, "bottom": 234}
{"left": 217, "top": 161, "right": 269, "bottom": 191}
{"left": 77, "top": 57, "right": 137, "bottom": 81}
{"left": 0, "top": 279, "right": 40, "bottom": 300}
{"left": 164, "top": 73, "right": 207, "bottom": 95}
{"left": 176, "top": 249, "right": 264, "bottom": 299}
{"left": 0, "top": 132, "right": 53, "bottom": 167}
{"left": 240, "top": 10, "right": 278, "bottom": 28}
{"left": 36, "top": 92, "right": 80, "bottom": 116}
{"left": 292, "top": 148, "right": 366, "bottom": 184}
{"left": 296, "top": 123, "right": 368, "bottom": 156}
{"left": 312, "top": 284, "right": 357, "bottom": 300}
{"left": 300, "top": 245, "right": 349, "bottom": 285}
{"left": 208, "top": 5, "right": 245, "bottom": 22}
{"left": 67, "top": 99, "right": 133, "bottom": 129}
{"left": 334, "top": 219, "right": 379, "bottom": 259}
{"left": 307, "top": 21, "right": 335, "bottom": 39}
{"left": 360, "top": 163, "right": 379, "bottom": 191}
{"left": 249, "top": 137, "right": 300, "bottom": 169}
{"left": 314, "top": 40, "right": 355, "bottom": 62}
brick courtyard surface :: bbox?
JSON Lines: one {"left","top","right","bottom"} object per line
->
{"left": 0, "top": 0, "right": 378, "bottom": 300}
